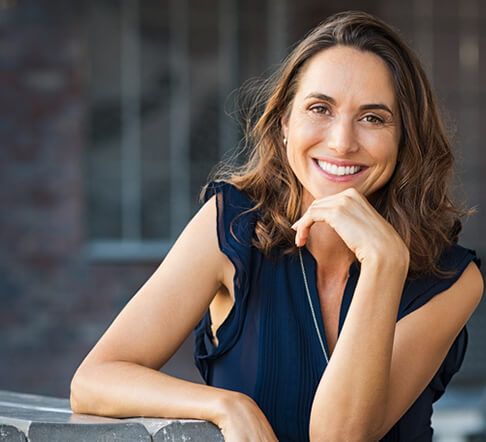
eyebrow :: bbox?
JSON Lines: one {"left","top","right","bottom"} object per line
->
{"left": 304, "top": 92, "right": 395, "bottom": 117}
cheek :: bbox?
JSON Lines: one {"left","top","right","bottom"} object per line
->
{"left": 365, "top": 133, "right": 398, "bottom": 165}
{"left": 288, "top": 110, "right": 322, "bottom": 142}
{"left": 294, "top": 119, "right": 324, "bottom": 145}
{"left": 378, "top": 147, "right": 399, "bottom": 186}
{"left": 286, "top": 144, "right": 298, "bottom": 173}
{"left": 386, "top": 142, "right": 399, "bottom": 170}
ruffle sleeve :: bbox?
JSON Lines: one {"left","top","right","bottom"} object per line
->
{"left": 399, "top": 245, "right": 480, "bottom": 318}
{"left": 193, "top": 181, "right": 258, "bottom": 382}
{"left": 398, "top": 244, "right": 481, "bottom": 401}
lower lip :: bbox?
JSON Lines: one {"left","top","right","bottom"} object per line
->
{"left": 312, "top": 159, "right": 367, "bottom": 182}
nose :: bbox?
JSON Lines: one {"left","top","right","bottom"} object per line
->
{"left": 326, "top": 117, "right": 358, "bottom": 155}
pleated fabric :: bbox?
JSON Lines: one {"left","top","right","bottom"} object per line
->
{"left": 193, "top": 181, "right": 480, "bottom": 442}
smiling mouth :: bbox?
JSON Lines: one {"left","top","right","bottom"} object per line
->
{"left": 316, "top": 160, "right": 364, "bottom": 176}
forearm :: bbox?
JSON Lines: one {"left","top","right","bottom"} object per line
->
{"left": 310, "top": 258, "right": 408, "bottom": 441}
{"left": 70, "top": 360, "right": 231, "bottom": 424}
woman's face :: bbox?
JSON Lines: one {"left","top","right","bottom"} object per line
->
{"left": 282, "top": 45, "right": 401, "bottom": 207}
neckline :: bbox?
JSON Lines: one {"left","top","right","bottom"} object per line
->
{"left": 300, "top": 246, "right": 360, "bottom": 359}
{"left": 302, "top": 244, "right": 359, "bottom": 278}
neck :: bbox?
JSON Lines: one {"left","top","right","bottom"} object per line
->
{"left": 306, "top": 223, "right": 355, "bottom": 279}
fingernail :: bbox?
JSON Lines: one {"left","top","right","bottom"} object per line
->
{"left": 291, "top": 222, "right": 298, "bottom": 230}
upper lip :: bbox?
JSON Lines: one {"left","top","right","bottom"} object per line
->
{"left": 313, "top": 157, "right": 368, "bottom": 168}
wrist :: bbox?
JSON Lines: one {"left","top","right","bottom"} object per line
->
{"left": 361, "top": 246, "right": 409, "bottom": 278}
{"left": 209, "top": 389, "right": 248, "bottom": 426}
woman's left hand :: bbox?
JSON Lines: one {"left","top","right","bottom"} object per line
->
{"left": 292, "top": 187, "right": 409, "bottom": 267}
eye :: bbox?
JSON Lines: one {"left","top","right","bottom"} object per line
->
{"left": 310, "top": 104, "right": 331, "bottom": 115}
{"left": 363, "top": 114, "right": 385, "bottom": 124}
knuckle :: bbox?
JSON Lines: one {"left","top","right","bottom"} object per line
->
{"left": 344, "top": 187, "right": 358, "bottom": 198}
{"left": 335, "top": 198, "right": 347, "bottom": 209}
{"left": 329, "top": 206, "right": 340, "bottom": 218}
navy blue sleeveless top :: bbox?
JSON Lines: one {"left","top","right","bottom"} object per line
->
{"left": 193, "top": 181, "right": 480, "bottom": 442}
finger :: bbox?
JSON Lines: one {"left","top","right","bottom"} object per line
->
{"left": 293, "top": 199, "right": 336, "bottom": 246}
{"left": 293, "top": 191, "right": 346, "bottom": 228}
{"left": 292, "top": 210, "right": 316, "bottom": 246}
{"left": 292, "top": 188, "right": 370, "bottom": 246}
{"left": 293, "top": 217, "right": 312, "bottom": 247}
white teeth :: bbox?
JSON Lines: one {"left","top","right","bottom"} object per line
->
{"left": 317, "top": 160, "right": 362, "bottom": 176}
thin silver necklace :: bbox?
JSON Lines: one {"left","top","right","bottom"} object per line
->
{"left": 298, "top": 247, "right": 330, "bottom": 364}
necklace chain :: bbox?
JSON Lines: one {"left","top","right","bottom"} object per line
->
{"left": 298, "top": 248, "right": 330, "bottom": 365}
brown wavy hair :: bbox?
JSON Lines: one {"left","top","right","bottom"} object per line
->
{"left": 204, "top": 10, "right": 467, "bottom": 277}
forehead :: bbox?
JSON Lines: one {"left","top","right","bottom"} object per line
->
{"left": 295, "top": 45, "right": 397, "bottom": 108}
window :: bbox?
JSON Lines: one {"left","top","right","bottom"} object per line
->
{"left": 85, "top": 0, "right": 288, "bottom": 260}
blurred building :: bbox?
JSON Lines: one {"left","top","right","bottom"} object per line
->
{"left": 0, "top": 0, "right": 485, "bottom": 403}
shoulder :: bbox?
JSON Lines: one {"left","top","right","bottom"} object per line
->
{"left": 399, "top": 244, "right": 482, "bottom": 320}
{"left": 447, "top": 259, "right": 483, "bottom": 311}
{"left": 203, "top": 180, "right": 259, "bottom": 249}
{"left": 438, "top": 244, "right": 483, "bottom": 316}
{"left": 203, "top": 181, "right": 256, "bottom": 215}
{"left": 201, "top": 180, "right": 262, "bottom": 289}
{"left": 411, "top": 259, "right": 482, "bottom": 326}
{"left": 165, "top": 183, "right": 257, "bottom": 295}
{"left": 170, "top": 191, "right": 228, "bottom": 285}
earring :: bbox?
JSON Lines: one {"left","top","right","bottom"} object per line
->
{"left": 283, "top": 137, "right": 287, "bottom": 146}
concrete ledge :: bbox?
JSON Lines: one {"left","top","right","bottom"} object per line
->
{"left": 0, "top": 425, "right": 26, "bottom": 442}
{"left": 0, "top": 390, "right": 224, "bottom": 441}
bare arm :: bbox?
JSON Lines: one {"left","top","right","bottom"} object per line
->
{"left": 70, "top": 196, "right": 277, "bottom": 441}
{"left": 374, "top": 260, "right": 483, "bottom": 438}
{"left": 310, "top": 260, "right": 482, "bottom": 442}
{"left": 309, "top": 255, "right": 406, "bottom": 441}
{"left": 293, "top": 188, "right": 483, "bottom": 441}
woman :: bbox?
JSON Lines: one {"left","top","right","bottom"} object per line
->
{"left": 71, "top": 11, "right": 483, "bottom": 441}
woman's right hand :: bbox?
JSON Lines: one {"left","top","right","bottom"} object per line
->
{"left": 213, "top": 391, "right": 278, "bottom": 442}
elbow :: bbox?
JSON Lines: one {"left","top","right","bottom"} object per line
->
{"left": 309, "top": 428, "right": 381, "bottom": 442}
{"left": 309, "top": 399, "right": 387, "bottom": 442}
{"left": 309, "top": 417, "right": 385, "bottom": 442}
{"left": 70, "top": 363, "right": 107, "bottom": 416}
{"left": 70, "top": 388, "right": 84, "bottom": 415}
{"left": 70, "top": 370, "right": 86, "bottom": 414}
{"left": 70, "top": 360, "right": 129, "bottom": 417}
{"left": 70, "top": 366, "right": 94, "bottom": 415}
